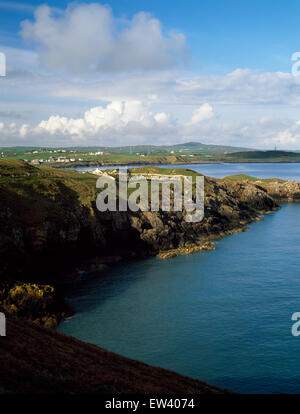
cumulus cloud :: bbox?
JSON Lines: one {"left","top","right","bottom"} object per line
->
{"left": 0, "top": 100, "right": 218, "bottom": 146}
{"left": 2, "top": 99, "right": 300, "bottom": 150}
{"left": 2, "top": 104, "right": 300, "bottom": 149}
{"left": 28, "top": 100, "right": 183, "bottom": 146}
{"left": 20, "top": 3, "right": 187, "bottom": 73}
{"left": 4, "top": 36, "right": 300, "bottom": 149}
{"left": 191, "top": 103, "right": 214, "bottom": 124}
{"left": 34, "top": 101, "right": 163, "bottom": 137}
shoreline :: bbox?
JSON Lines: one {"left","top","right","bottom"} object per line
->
{"left": 59, "top": 208, "right": 277, "bottom": 325}
{"left": 1, "top": 160, "right": 298, "bottom": 395}
{"left": 0, "top": 160, "right": 286, "bottom": 328}
{"left": 51, "top": 159, "right": 300, "bottom": 169}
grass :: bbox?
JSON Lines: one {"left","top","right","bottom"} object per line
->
{"left": 3, "top": 147, "right": 300, "bottom": 166}
{"left": 0, "top": 160, "right": 101, "bottom": 280}
{"left": 128, "top": 166, "right": 202, "bottom": 177}
{"left": 223, "top": 174, "right": 284, "bottom": 183}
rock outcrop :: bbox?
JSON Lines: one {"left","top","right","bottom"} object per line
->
{"left": 0, "top": 161, "right": 279, "bottom": 284}
{"left": 0, "top": 162, "right": 287, "bottom": 395}
{"left": 262, "top": 180, "right": 300, "bottom": 202}
{"left": 223, "top": 174, "right": 300, "bottom": 202}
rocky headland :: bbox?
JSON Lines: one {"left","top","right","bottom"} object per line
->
{"left": 0, "top": 162, "right": 279, "bottom": 284}
{"left": 0, "top": 161, "right": 281, "bottom": 324}
{"left": 1, "top": 160, "right": 297, "bottom": 394}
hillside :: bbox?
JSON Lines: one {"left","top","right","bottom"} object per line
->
{"left": 0, "top": 141, "right": 253, "bottom": 156}
{"left": 227, "top": 150, "right": 300, "bottom": 161}
{"left": 3, "top": 146, "right": 300, "bottom": 168}
{"left": 0, "top": 316, "right": 227, "bottom": 394}
{"left": 224, "top": 174, "right": 300, "bottom": 202}
{"left": 0, "top": 160, "right": 287, "bottom": 395}
{"left": 0, "top": 160, "right": 279, "bottom": 284}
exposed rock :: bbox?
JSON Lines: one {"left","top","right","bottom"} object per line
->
{"left": 261, "top": 180, "right": 300, "bottom": 202}
{"left": 157, "top": 241, "right": 215, "bottom": 259}
{"left": 223, "top": 175, "right": 300, "bottom": 202}
{"left": 0, "top": 161, "right": 279, "bottom": 283}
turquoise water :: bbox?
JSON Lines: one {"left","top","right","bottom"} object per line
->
{"left": 58, "top": 164, "right": 300, "bottom": 393}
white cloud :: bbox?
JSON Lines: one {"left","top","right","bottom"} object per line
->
{"left": 154, "top": 112, "right": 171, "bottom": 123}
{"left": 191, "top": 103, "right": 214, "bottom": 124}
{"left": 2, "top": 101, "right": 300, "bottom": 149}
{"left": 0, "top": 100, "right": 296, "bottom": 150}
{"left": 4, "top": 22, "right": 300, "bottom": 150}
{"left": 20, "top": 3, "right": 187, "bottom": 73}
{"left": 8, "top": 66, "right": 300, "bottom": 108}
{"left": 32, "top": 100, "right": 178, "bottom": 143}
{"left": 19, "top": 123, "right": 29, "bottom": 137}
{"left": 0, "top": 100, "right": 217, "bottom": 146}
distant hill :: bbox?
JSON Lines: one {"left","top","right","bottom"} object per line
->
{"left": 168, "top": 141, "right": 254, "bottom": 153}
{"left": 99, "top": 141, "right": 254, "bottom": 154}
{"left": 0, "top": 142, "right": 254, "bottom": 155}
{"left": 228, "top": 150, "right": 300, "bottom": 159}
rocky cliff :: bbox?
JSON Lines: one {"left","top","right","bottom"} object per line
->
{"left": 0, "top": 161, "right": 279, "bottom": 284}
{"left": 261, "top": 180, "right": 300, "bottom": 202}
{"left": 223, "top": 174, "right": 300, "bottom": 202}
{"left": 0, "top": 161, "right": 285, "bottom": 395}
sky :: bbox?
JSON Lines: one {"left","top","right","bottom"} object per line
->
{"left": 1, "top": 0, "right": 300, "bottom": 148}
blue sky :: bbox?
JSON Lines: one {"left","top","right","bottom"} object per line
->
{"left": 1, "top": 0, "right": 300, "bottom": 148}
{"left": 1, "top": 0, "right": 299, "bottom": 73}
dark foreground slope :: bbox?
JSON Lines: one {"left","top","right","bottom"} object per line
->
{"left": 0, "top": 316, "right": 227, "bottom": 394}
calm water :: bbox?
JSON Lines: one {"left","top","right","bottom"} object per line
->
{"left": 74, "top": 162, "right": 300, "bottom": 181}
{"left": 58, "top": 164, "right": 300, "bottom": 393}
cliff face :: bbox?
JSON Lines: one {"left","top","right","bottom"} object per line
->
{"left": 223, "top": 174, "right": 300, "bottom": 202}
{"left": 0, "top": 316, "right": 227, "bottom": 394}
{"left": 0, "top": 162, "right": 284, "bottom": 395}
{"left": 0, "top": 161, "right": 279, "bottom": 283}
{"left": 261, "top": 180, "right": 300, "bottom": 202}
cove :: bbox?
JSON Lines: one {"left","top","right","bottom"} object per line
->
{"left": 58, "top": 201, "right": 300, "bottom": 394}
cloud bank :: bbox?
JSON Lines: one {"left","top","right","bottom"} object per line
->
{"left": 20, "top": 3, "right": 187, "bottom": 73}
{"left": 3, "top": 100, "right": 300, "bottom": 149}
{"left": 0, "top": 101, "right": 215, "bottom": 146}
{"left": 1, "top": 2, "right": 300, "bottom": 150}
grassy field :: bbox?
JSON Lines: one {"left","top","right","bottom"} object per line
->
{"left": 222, "top": 174, "right": 285, "bottom": 183}
{"left": 1, "top": 146, "right": 300, "bottom": 167}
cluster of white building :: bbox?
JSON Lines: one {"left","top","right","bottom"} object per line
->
{"left": 29, "top": 157, "right": 83, "bottom": 165}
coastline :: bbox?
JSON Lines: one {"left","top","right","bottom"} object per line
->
{"left": 0, "top": 316, "right": 230, "bottom": 394}
{"left": 1, "top": 160, "right": 299, "bottom": 394}
{"left": 0, "top": 160, "right": 284, "bottom": 327}
{"left": 52, "top": 159, "right": 300, "bottom": 169}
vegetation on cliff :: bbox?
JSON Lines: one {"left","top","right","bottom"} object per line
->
{"left": 224, "top": 174, "right": 300, "bottom": 202}
{"left": 0, "top": 160, "right": 279, "bottom": 285}
{"left": 3, "top": 145, "right": 300, "bottom": 168}
{"left": 0, "top": 282, "right": 69, "bottom": 328}
{"left": 0, "top": 160, "right": 288, "bottom": 394}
